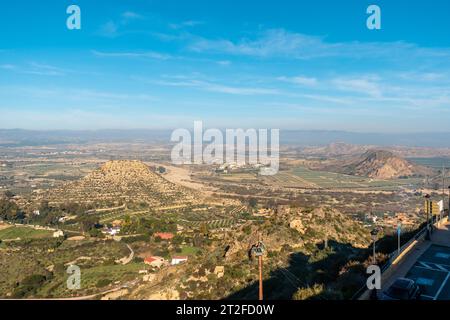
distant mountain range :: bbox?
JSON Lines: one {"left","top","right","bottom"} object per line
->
{"left": 0, "top": 129, "right": 450, "bottom": 148}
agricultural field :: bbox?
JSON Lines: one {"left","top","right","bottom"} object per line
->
{"left": 0, "top": 237, "right": 139, "bottom": 298}
{"left": 263, "top": 166, "right": 423, "bottom": 191}
{"left": 41, "top": 262, "right": 145, "bottom": 298}
{"left": 217, "top": 173, "right": 258, "bottom": 182}
{"left": 0, "top": 225, "right": 53, "bottom": 241}
{"left": 408, "top": 157, "right": 450, "bottom": 169}
{"left": 188, "top": 218, "right": 237, "bottom": 229}
{"left": 0, "top": 160, "right": 99, "bottom": 195}
{"left": 180, "top": 246, "right": 201, "bottom": 256}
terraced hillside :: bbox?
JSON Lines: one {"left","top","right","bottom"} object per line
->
{"left": 42, "top": 160, "right": 196, "bottom": 207}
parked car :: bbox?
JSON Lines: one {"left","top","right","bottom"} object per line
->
{"left": 381, "top": 278, "right": 421, "bottom": 300}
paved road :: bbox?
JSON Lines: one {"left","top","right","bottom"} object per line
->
{"left": 379, "top": 218, "right": 450, "bottom": 300}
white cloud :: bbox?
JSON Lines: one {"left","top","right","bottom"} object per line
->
{"left": 153, "top": 78, "right": 280, "bottom": 95}
{"left": 98, "top": 21, "right": 119, "bottom": 38}
{"left": 169, "top": 20, "right": 204, "bottom": 30}
{"left": 188, "top": 28, "right": 450, "bottom": 60}
{"left": 278, "top": 76, "right": 318, "bottom": 86}
{"left": 217, "top": 60, "right": 231, "bottom": 66}
{"left": 92, "top": 50, "right": 172, "bottom": 60}
{"left": 332, "top": 77, "right": 382, "bottom": 98}
{"left": 121, "top": 11, "right": 143, "bottom": 20}
{"left": 0, "top": 64, "right": 16, "bottom": 70}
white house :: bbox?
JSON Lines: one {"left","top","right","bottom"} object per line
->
{"left": 53, "top": 230, "right": 65, "bottom": 238}
{"left": 171, "top": 256, "right": 188, "bottom": 265}
{"left": 144, "top": 256, "right": 166, "bottom": 268}
{"left": 106, "top": 227, "right": 121, "bottom": 236}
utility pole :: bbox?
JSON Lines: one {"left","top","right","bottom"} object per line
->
{"left": 257, "top": 233, "right": 263, "bottom": 301}
{"left": 250, "top": 233, "right": 266, "bottom": 301}
{"left": 370, "top": 228, "right": 378, "bottom": 264}
{"left": 425, "top": 194, "right": 431, "bottom": 240}
{"left": 259, "top": 250, "right": 263, "bottom": 300}
{"left": 448, "top": 186, "right": 450, "bottom": 220}
{"left": 442, "top": 165, "right": 445, "bottom": 224}
{"left": 397, "top": 220, "right": 402, "bottom": 256}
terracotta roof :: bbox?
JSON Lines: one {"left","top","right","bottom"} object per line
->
{"left": 154, "top": 232, "right": 174, "bottom": 240}
{"left": 144, "top": 257, "right": 157, "bottom": 263}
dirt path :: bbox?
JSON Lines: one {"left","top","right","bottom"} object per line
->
{"left": 146, "top": 162, "right": 216, "bottom": 193}
{"left": 116, "top": 244, "right": 134, "bottom": 265}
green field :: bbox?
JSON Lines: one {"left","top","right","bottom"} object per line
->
{"left": 264, "top": 166, "right": 423, "bottom": 190}
{"left": 0, "top": 226, "right": 53, "bottom": 240}
{"left": 408, "top": 157, "right": 450, "bottom": 169}
{"left": 0, "top": 237, "right": 137, "bottom": 298}
{"left": 180, "top": 246, "right": 201, "bottom": 256}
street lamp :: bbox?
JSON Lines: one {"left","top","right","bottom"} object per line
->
{"left": 370, "top": 228, "right": 379, "bottom": 264}
{"left": 425, "top": 194, "right": 431, "bottom": 240}
{"left": 397, "top": 220, "right": 402, "bottom": 256}
{"left": 447, "top": 186, "right": 450, "bottom": 220}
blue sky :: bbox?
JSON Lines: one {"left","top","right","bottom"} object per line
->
{"left": 0, "top": 0, "right": 450, "bottom": 132}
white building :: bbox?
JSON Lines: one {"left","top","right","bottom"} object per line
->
{"left": 107, "top": 227, "right": 121, "bottom": 236}
{"left": 171, "top": 256, "right": 188, "bottom": 265}
{"left": 53, "top": 230, "right": 65, "bottom": 238}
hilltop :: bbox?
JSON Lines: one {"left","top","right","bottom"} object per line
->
{"left": 311, "top": 149, "right": 434, "bottom": 179}
{"left": 43, "top": 160, "right": 195, "bottom": 206}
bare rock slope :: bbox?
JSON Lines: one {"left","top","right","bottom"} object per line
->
{"left": 331, "top": 150, "right": 433, "bottom": 179}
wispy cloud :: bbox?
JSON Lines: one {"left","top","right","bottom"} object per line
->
{"left": 216, "top": 60, "right": 232, "bottom": 66}
{"left": 0, "top": 64, "right": 16, "bottom": 70}
{"left": 188, "top": 28, "right": 450, "bottom": 61}
{"left": 332, "top": 77, "right": 382, "bottom": 98}
{"left": 97, "top": 11, "right": 145, "bottom": 38}
{"left": 149, "top": 76, "right": 280, "bottom": 96}
{"left": 2, "top": 62, "right": 72, "bottom": 76}
{"left": 160, "top": 79, "right": 279, "bottom": 95}
{"left": 121, "top": 11, "right": 144, "bottom": 21}
{"left": 169, "top": 20, "right": 204, "bottom": 30}
{"left": 0, "top": 85, "right": 157, "bottom": 104}
{"left": 26, "top": 62, "right": 71, "bottom": 76}
{"left": 97, "top": 21, "right": 119, "bottom": 38}
{"left": 277, "top": 75, "right": 318, "bottom": 86}
{"left": 92, "top": 50, "right": 172, "bottom": 60}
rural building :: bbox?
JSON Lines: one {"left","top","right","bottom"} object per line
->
{"left": 144, "top": 256, "right": 166, "bottom": 268}
{"left": 171, "top": 256, "right": 188, "bottom": 265}
{"left": 106, "top": 227, "right": 121, "bottom": 236}
{"left": 53, "top": 230, "right": 65, "bottom": 238}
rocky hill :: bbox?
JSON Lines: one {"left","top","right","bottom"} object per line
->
{"left": 44, "top": 160, "right": 195, "bottom": 206}
{"left": 322, "top": 150, "right": 434, "bottom": 179}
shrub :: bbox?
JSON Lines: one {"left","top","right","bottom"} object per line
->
{"left": 96, "top": 278, "right": 112, "bottom": 288}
